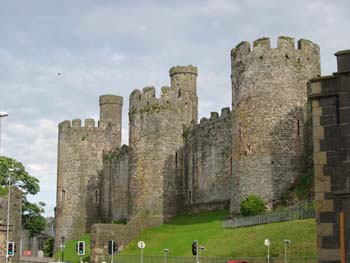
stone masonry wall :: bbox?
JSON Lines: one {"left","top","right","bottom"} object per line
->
{"left": 54, "top": 95, "right": 122, "bottom": 251}
{"left": 309, "top": 50, "right": 350, "bottom": 263}
{"left": 230, "top": 36, "right": 321, "bottom": 212}
{"left": 183, "top": 107, "right": 232, "bottom": 208}
{"left": 0, "top": 188, "right": 22, "bottom": 263}
{"left": 101, "top": 145, "right": 129, "bottom": 222}
{"left": 128, "top": 65, "right": 198, "bottom": 222}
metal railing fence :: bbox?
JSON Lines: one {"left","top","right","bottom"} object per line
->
{"left": 223, "top": 206, "right": 315, "bottom": 228}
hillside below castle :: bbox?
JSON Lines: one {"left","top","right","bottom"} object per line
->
{"left": 54, "top": 36, "right": 321, "bottom": 260}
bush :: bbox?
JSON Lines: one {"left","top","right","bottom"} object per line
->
{"left": 43, "top": 237, "right": 54, "bottom": 257}
{"left": 240, "top": 195, "right": 266, "bottom": 216}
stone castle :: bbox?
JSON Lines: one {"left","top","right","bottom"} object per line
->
{"left": 54, "top": 36, "right": 321, "bottom": 251}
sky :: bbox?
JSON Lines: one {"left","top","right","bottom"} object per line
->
{"left": 0, "top": 0, "right": 349, "bottom": 217}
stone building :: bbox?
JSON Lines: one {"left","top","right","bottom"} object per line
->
{"left": 230, "top": 37, "right": 320, "bottom": 211}
{"left": 54, "top": 36, "right": 321, "bottom": 257}
{"left": 309, "top": 50, "right": 350, "bottom": 263}
{"left": 0, "top": 188, "right": 22, "bottom": 263}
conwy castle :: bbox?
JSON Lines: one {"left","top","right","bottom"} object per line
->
{"left": 54, "top": 36, "right": 321, "bottom": 260}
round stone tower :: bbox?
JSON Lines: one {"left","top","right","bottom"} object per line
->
{"left": 169, "top": 65, "right": 198, "bottom": 124}
{"left": 128, "top": 65, "right": 198, "bottom": 223}
{"left": 230, "top": 36, "right": 320, "bottom": 212}
{"left": 99, "top": 95, "right": 123, "bottom": 146}
{"left": 54, "top": 95, "right": 122, "bottom": 250}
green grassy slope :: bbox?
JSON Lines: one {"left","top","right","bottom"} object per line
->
{"left": 53, "top": 234, "right": 91, "bottom": 262}
{"left": 122, "top": 210, "right": 316, "bottom": 258}
{"left": 55, "top": 210, "right": 316, "bottom": 262}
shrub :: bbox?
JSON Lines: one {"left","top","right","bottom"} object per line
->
{"left": 240, "top": 195, "right": 266, "bottom": 216}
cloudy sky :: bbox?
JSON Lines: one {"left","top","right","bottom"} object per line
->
{"left": 0, "top": 0, "right": 349, "bottom": 216}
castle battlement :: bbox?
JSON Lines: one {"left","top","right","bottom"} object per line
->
{"left": 58, "top": 118, "right": 105, "bottom": 130}
{"left": 129, "top": 85, "right": 186, "bottom": 113}
{"left": 231, "top": 36, "right": 319, "bottom": 62}
{"left": 186, "top": 107, "right": 231, "bottom": 133}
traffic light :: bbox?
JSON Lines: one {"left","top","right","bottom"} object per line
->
{"left": 7, "top": 242, "right": 15, "bottom": 256}
{"left": 77, "top": 241, "right": 85, "bottom": 256}
{"left": 108, "top": 240, "right": 118, "bottom": 255}
{"left": 192, "top": 240, "right": 197, "bottom": 256}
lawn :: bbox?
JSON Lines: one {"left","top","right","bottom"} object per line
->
{"left": 55, "top": 210, "right": 316, "bottom": 262}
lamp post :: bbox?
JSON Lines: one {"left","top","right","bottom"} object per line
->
{"left": 283, "top": 240, "right": 291, "bottom": 263}
{"left": 6, "top": 168, "right": 19, "bottom": 263}
{"left": 0, "top": 111, "right": 8, "bottom": 149}
{"left": 264, "top": 239, "right": 270, "bottom": 263}
{"left": 61, "top": 236, "right": 65, "bottom": 262}
{"left": 163, "top": 248, "right": 169, "bottom": 263}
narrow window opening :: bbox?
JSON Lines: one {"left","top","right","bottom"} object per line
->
{"left": 61, "top": 190, "right": 66, "bottom": 201}
{"left": 94, "top": 189, "right": 99, "bottom": 203}
{"left": 230, "top": 156, "right": 232, "bottom": 176}
{"left": 178, "top": 89, "right": 181, "bottom": 98}
{"left": 239, "top": 123, "right": 242, "bottom": 140}
{"left": 297, "top": 119, "right": 300, "bottom": 137}
{"left": 175, "top": 152, "right": 178, "bottom": 168}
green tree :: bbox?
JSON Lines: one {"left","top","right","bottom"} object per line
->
{"left": 0, "top": 156, "right": 46, "bottom": 236}
{"left": 240, "top": 194, "right": 266, "bottom": 216}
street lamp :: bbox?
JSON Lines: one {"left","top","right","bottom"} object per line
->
{"left": 6, "top": 167, "right": 19, "bottom": 263}
{"left": 0, "top": 111, "right": 8, "bottom": 149}
{"left": 163, "top": 248, "right": 169, "bottom": 263}
{"left": 61, "top": 236, "right": 65, "bottom": 262}
{"left": 283, "top": 240, "right": 291, "bottom": 263}
{"left": 264, "top": 239, "right": 271, "bottom": 263}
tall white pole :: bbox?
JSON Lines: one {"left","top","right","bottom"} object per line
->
{"left": 6, "top": 176, "right": 11, "bottom": 263}
{"left": 284, "top": 242, "right": 287, "bottom": 263}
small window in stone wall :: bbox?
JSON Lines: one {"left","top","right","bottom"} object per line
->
{"left": 178, "top": 89, "right": 181, "bottom": 98}
{"left": 239, "top": 123, "right": 242, "bottom": 140}
{"left": 175, "top": 152, "right": 178, "bottom": 168}
{"left": 61, "top": 190, "right": 66, "bottom": 201}
{"left": 297, "top": 119, "right": 300, "bottom": 137}
{"left": 94, "top": 189, "right": 99, "bottom": 203}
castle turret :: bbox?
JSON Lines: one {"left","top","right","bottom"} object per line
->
{"left": 128, "top": 66, "right": 198, "bottom": 223}
{"left": 54, "top": 95, "right": 122, "bottom": 251}
{"left": 230, "top": 36, "right": 321, "bottom": 212}
{"left": 169, "top": 65, "right": 198, "bottom": 124}
{"left": 99, "top": 94, "right": 123, "bottom": 147}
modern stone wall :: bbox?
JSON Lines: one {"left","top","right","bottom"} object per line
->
{"left": 128, "top": 66, "right": 198, "bottom": 222}
{"left": 230, "top": 36, "right": 321, "bottom": 212}
{"left": 309, "top": 50, "right": 350, "bottom": 263}
{"left": 183, "top": 108, "right": 232, "bottom": 208}
{"left": 101, "top": 145, "right": 129, "bottom": 222}
{"left": 54, "top": 95, "right": 123, "bottom": 250}
{"left": 0, "top": 188, "right": 22, "bottom": 263}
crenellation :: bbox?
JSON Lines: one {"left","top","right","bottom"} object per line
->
{"left": 221, "top": 107, "right": 231, "bottom": 118}
{"left": 277, "top": 36, "right": 295, "bottom": 49}
{"left": 210, "top": 111, "right": 219, "bottom": 120}
{"left": 298, "top": 39, "right": 319, "bottom": 53}
{"left": 72, "top": 118, "right": 81, "bottom": 128}
{"left": 85, "top": 118, "right": 96, "bottom": 128}
{"left": 231, "top": 36, "right": 319, "bottom": 65}
{"left": 59, "top": 120, "right": 71, "bottom": 129}
{"left": 160, "top": 86, "right": 172, "bottom": 99}
{"left": 253, "top": 37, "right": 270, "bottom": 50}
